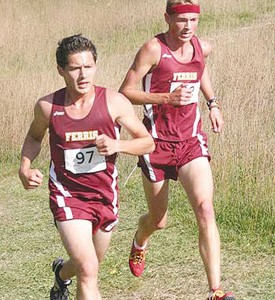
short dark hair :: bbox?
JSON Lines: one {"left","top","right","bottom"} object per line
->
{"left": 56, "top": 34, "right": 97, "bottom": 68}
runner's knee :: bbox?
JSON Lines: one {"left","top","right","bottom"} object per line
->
{"left": 75, "top": 259, "right": 99, "bottom": 282}
{"left": 195, "top": 201, "right": 216, "bottom": 225}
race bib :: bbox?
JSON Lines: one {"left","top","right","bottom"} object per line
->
{"left": 64, "top": 146, "right": 106, "bottom": 174}
{"left": 170, "top": 81, "right": 201, "bottom": 103}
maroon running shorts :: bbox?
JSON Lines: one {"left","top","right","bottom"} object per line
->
{"left": 50, "top": 194, "right": 119, "bottom": 234}
{"left": 138, "top": 132, "right": 211, "bottom": 182}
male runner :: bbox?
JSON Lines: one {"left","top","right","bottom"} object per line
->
{"left": 119, "top": 1, "right": 235, "bottom": 299}
{"left": 19, "top": 34, "right": 154, "bottom": 300}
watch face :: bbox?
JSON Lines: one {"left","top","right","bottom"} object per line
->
{"left": 207, "top": 98, "right": 219, "bottom": 110}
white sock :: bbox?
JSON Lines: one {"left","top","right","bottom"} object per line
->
{"left": 134, "top": 238, "right": 147, "bottom": 250}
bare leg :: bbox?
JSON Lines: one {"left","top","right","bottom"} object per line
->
{"left": 93, "top": 229, "right": 112, "bottom": 264}
{"left": 178, "top": 157, "right": 221, "bottom": 289}
{"left": 56, "top": 220, "right": 112, "bottom": 300}
{"left": 135, "top": 173, "right": 169, "bottom": 247}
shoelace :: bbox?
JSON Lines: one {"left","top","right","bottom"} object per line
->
{"left": 209, "top": 289, "right": 225, "bottom": 300}
{"left": 130, "top": 250, "right": 145, "bottom": 265}
{"left": 54, "top": 280, "right": 70, "bottom": 296}
{"left": 51, "top": 286, "right": 70, "bottom": 300}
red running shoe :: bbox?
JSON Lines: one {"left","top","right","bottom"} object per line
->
{"left": 129, "top": 240, "right": 146, "bottom": 277}
{"left": 208, "top": 288, "right": 236, "bottom": 300}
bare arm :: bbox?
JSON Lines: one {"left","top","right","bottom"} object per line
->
{"left": 199, "top": 38, "right": 215, "bottom": 100}
{"left": 200, "top": 38, "right": 224, "bottom": 133}
{"left": 19, "top": 95, "right": 52, "bottom": 189}
{"left": 119, "top": 39, "right": 192, "bottom": 106}
{"left": 95, "top": 90, "right": 155, "bottom": 156}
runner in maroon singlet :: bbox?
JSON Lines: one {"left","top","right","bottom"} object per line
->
{"left": 49, "top": 86, "right": 121, "bottom": 229}
{"left": 119, "top": 1, "right": 235, "bottom": 300}
{"left": 19, "top": 34, "right": 154, "bottom": 300}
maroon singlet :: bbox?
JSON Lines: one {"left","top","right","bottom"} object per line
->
{"left": 142, "top": 34, "right": 205, "bottom": 142}
{"left": 48, "top": 86, "right": 120, "bottom": 205}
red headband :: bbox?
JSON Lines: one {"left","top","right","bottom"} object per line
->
{"left": 167, "top": 4, "right": 200, "bottom": 15}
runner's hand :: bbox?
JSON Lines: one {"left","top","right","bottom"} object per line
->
{"left": 168, "top": 84, "right": 193, "bottom": 106}
{"left": 209, "top": 107, "right": 224, "bottom": 133}
{"left": 96, "top": 134, "right": 118, "bottom": 156}
{"left": 19, "top": 168, "right": 43, "bottom": 190}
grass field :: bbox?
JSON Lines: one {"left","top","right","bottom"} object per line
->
{"left": 0, "top": 0, "right": 275, "bottom": 299}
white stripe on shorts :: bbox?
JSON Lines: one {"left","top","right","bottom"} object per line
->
{"left": 111, "top": 166, "right": 119, "bottom": 215}
{"left": 104, "top": 219, "right": 119, "bottom": 232}
{"left": 143, "top": 153, "right": 157, "bottom": 181}
{"left": 56, "top": 195, "right": 73, "bottom": 220}
{"left": 197, "top": 133, "right": 208, "bottom": 155}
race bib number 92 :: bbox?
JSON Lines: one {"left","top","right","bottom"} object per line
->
{"left": 170, "top": 81, "right": 200, "bottom": 103}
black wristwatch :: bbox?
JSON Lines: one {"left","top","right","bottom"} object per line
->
{"left": 206, "top": 98, "right": 220, "bottom": 110}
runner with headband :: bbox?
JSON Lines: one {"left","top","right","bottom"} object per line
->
{"left": 119, "top": 1, "right": 235, "bottom": 299}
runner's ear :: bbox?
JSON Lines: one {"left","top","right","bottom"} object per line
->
{"left": 57, "top": 65, "right": 65, "bottom": 77}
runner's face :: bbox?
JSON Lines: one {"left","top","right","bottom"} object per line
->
{"left": 58, "top": 51, "right": 97, "bottom": 95}
{"left": 166, "top": 12, "right": 199, "bottom": 42}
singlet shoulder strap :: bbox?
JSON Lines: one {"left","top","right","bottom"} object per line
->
{"left": 155, "top": 33, "right": 171, "bottom": 59}
{"left": 155, "top": 33, "right": 165, "bottom": 43}
{"left": 191, "top": 35, "right": 204, "bottom": 58}
{"left": 49, "top": 88, "right": 66, "bottom": 122}
{"left": 93, "top": 85, "right": 107, "bottom": 108}
{"left": 52, "top": 88, "right": 66, "bottom": 106}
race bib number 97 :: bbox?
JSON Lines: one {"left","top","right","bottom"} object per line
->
{"left": 64, "top": 146, "right": 106, "bottom": 174}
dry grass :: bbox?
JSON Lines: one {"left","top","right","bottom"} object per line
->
{"left": 1, "top": 0, "right": 274, "bottom": 156}
{"left": 0, "top": 0, "right": 164, "bottom": 157}
{"left": 206, "top": 20, "right": 275, "bottom": 188}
